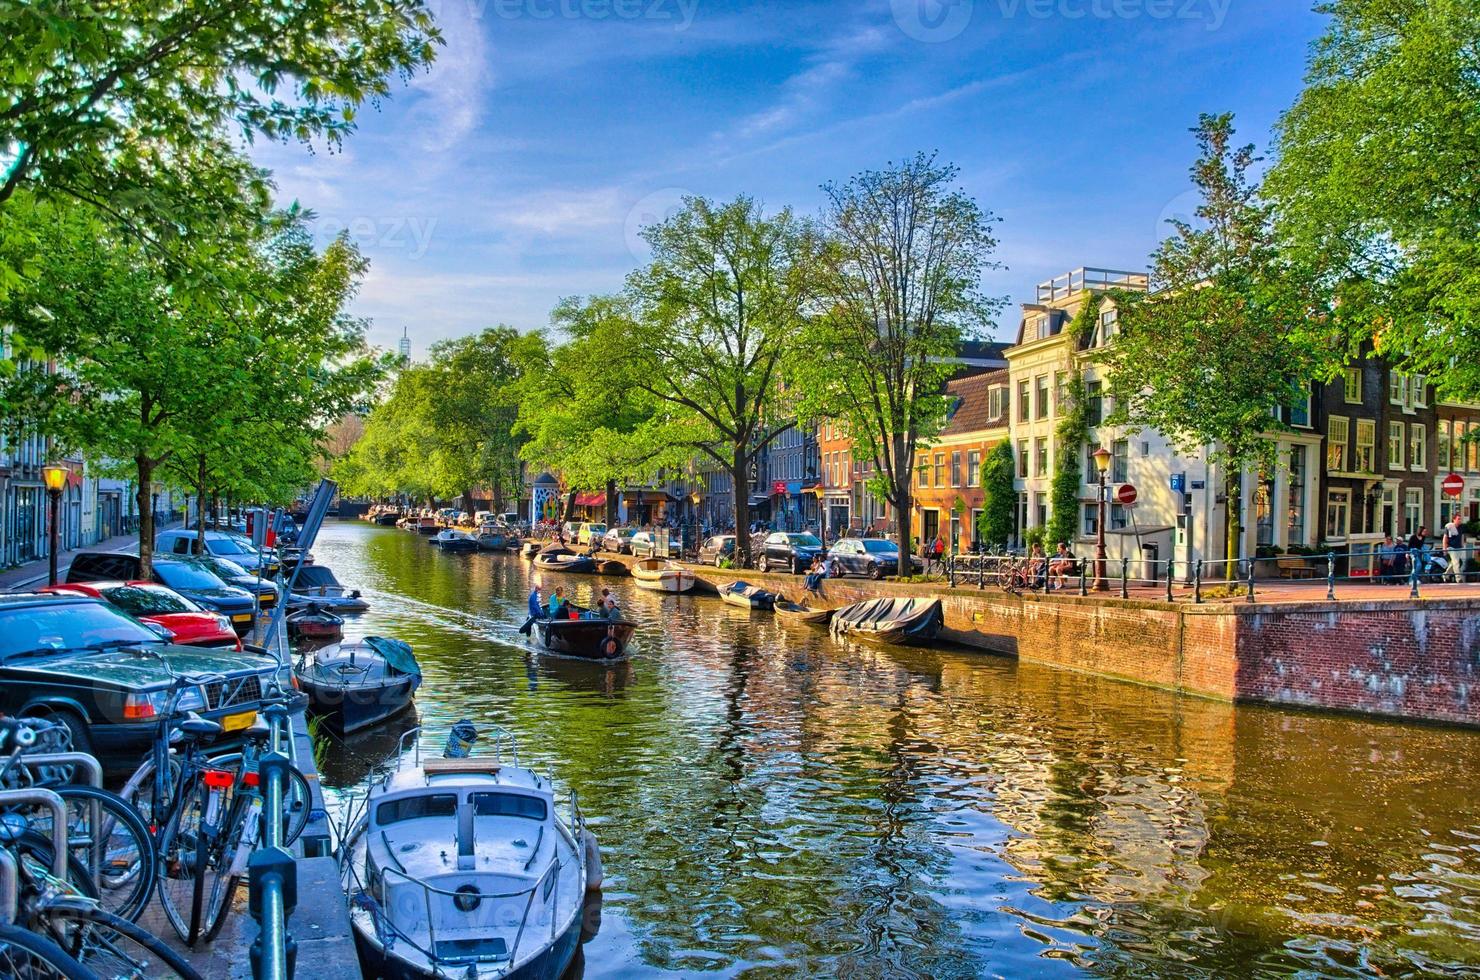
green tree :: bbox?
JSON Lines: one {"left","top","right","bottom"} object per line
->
{"left": 977, "top": 441, "right": 1016, "bottom": 550}
{"left": 799, "top": 155, "right": 1003, "bottom": 575}
{"left": 1046, "top": 376, "right": 1087, "bottom": 549}
{"left": 1098, "top": 115, "right": 1319, "bottom": 571}
{"left": 1267, "top": 0, "right": 1480, "bottom": 395}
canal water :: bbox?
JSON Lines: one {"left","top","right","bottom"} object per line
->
{"left": 309, "top": 523, "right": 1480, "bottom": 979}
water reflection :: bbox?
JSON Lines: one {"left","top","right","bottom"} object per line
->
{"left": 311, "top": 523, "right": 1480, "bottom": 978}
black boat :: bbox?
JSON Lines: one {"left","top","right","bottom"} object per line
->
{"left": 533, "top": 551, "right": 598, "bottom": 574}
{"left": 288, "top": 564, "right": 369, "bottom": 613}
{"left": 531, "top": 612, "right": 637, "bottom": 660}
{"left": 720, "top": 581, "right": 777, "bottom": 611}
{"left": 829, "top": 597, "right": 944, "bottom": 646}
{"left": 295, "top": 636, "right": 422, "bottom": 733}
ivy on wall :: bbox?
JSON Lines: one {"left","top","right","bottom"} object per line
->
{"left": 977, "top": 440, "right": 1017, "bottom": 549}
{"left": 1046, "top": 373, "right": 1088, "bottom": 548}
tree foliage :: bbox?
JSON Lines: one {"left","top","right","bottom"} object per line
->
{"left": 977, "top": 440, "right": 1017, "bottom": 550}
{"left": 1267, "top": 0, "right": 1480, "bottom": 397}
{"left": 798, "top": 154, "right": 1003, "bottom": 573}
{"left": 1047, "top": 374, "right": 1086, "bottom": 549}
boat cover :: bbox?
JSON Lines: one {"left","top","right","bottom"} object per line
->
{"left": 829, "top": 597, "right": 943, "bottom": 642}
{"left": 363, "top": 635, "right": 422, "bottom": 679}
{"left": 295, "top": 565, "right": 345, "bottom": 590}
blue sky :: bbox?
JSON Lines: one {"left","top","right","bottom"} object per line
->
{"left": 254, "top": 0, "right": 1326, "bottom": 356}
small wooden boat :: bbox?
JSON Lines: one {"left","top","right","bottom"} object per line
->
{"left": 521, "top": 541, "right": 543, "bottom": 559}
{"left": 829, "top": 597, "right": 944, "bottom": 646}
{"left": 630, "top": 558, "right": 695, "bottom": 593}
{"left": 372, "top": 511, "right": 400, "bottom": 526}
{"left": 531, "top": 612, "right": 637, "bottom": 660}
{"left": 415, "top": 516, "right": 440, "bottom": 535}
{"left": 431, "top": 529, "right": 479, "bottom": 552}
{"left": 475, "top": 530, "right": 512, "bottom": 551}
{"left": 343, "top": 724, "right": 595, "bottom": 979}
{"left": 295, "top": 636, "right": 422, "bottom": 733}
{"left": 287, "top": 603, "right": 344, "bottom": 643}
{"left": 534, "top": 551, "right": 598, "bottom": 574}
{"left": 597, "top": 558, "right": 628, "bottom": 576}
{"left": 720, "top": 581, "right": 776, "bottom": 611}
{"left": 774, "top": 597, "right": 834, "bottom": 625}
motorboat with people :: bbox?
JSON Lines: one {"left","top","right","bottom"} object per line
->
{"left": 342, "top": 723, "right": 599, "bottom": 979}
{"left": 433, "top": 529, "right": 481, "bottom": 553}
{"left": 720, "top": 581, "right": 776, "bottom": 611}
{"left": 296, "top": 636, "right": 423, "bottom": 733}
{"left": 289, "top": 563, "right": 370, "bottom": 613}
{"left": 531, "top": 614, "right": 636, "bottom": 661}
{"left": 829, "top": 597, "right": 944, "bottom": 645}
{"left": 774, "top": 597, "right": 834, "bottom": 625}
{"left": 532, "top": 550, "right": 597, "bottom": 574}
{"left": 630, "top": 559, "right": 695, "bottom": 594}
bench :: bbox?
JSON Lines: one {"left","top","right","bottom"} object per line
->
{"left": 1277, "top": 557, "right": 1318, "bottom": 579}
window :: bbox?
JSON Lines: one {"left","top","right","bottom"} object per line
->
{"left": 950, "top": 451, "right": 962, "bottom": 488}
{"left": 967, "top": 450, "right": 981, "bottom": 487}
{"left": 1017, "top": 441, "right": 1028, "bottom": 479}
{"left": 1325, "top": 489, "right": 1351, "bottom": 541}
{"left": 934, "top": 453, "right": 945, "bottom": 486}
{"left": 1327, "top": 416, "right": 1349, "bottom": 471}
{"left": 1389, "top": 372, "right": 1408, "bottom": 406}
{"left": 1018, "top": 381, "right": 1030, "bottom": 423}
{"left": 1084, "top": 446, "right": 1100, "bottom": 486}
{"left": 1110, "top": 503, "right": 1129, "bottom": 530}
{"left": 1389, "top": 421, "right": 1405, "bottom": 469}
{"left": 1034, "top": 492, "right": 1048, "bottom": 528}
{"left": 1098, "top": 308, "right": 1119, "bottom": 345}
{"left": 1086, "top": 380, "right": 1104, "bottom": 426}
{"left": 1412, "top": 375, "right": 1428, "bottom": 408}
{"left": 1287, "top": 445, "right": 1307, "bottom": 545}
{"left": 1355, "top": 419, "right": 1376, "bottom": 472}
{"left": 472, "top": 793, "right": 548, "bottom": 821}
{"left": 1410, "top": 424, "right": 1426, "bottom": 470}
{"left": 1255, "top": 471, "right": 1275, "bottom": 546}
{"left": 1404, "top": 488, "right": 1424, "bottom": 535}
{"left": 1111, "top": 439, "right": 1129, "bottom": 484}
{"left": 1030, "top": 314, "right": 1051, "bottom": 340}
{"left": 1083, "top": 503, "right": 1099, "bottom": 536}
{"left": 1034, "top": 438, "right": 1049, "bottom": 477}
{"left": 1054, "top": 372, "right": 1069, "bottom": 414}
{"left": 917, "top": 454, "right": 929, "bottom": 488}
{"left": 1469, "top": 423, "right": 1479, "bottom": 473}
{"left": 988, "top": 386, "right": 1007, "bottom": 420}
{"left": 1288, "top": 393, "right": 1312, "bottom": 428}
{"left": 1380, "top": 485, "right": 1397, "bottom": 536}
{"left": 1440, "top": 421, "right": 1453, "bottom": 471}
{"left": 1035, "top": 376, "right": 1049, "bottom": 420}
{"left": 377, "top": 795, "right": 457, "bottom": 826}
{"left": 1343, "top": 366, "right": 1362, "bottom": 404}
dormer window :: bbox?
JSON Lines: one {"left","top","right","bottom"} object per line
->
{"left": 1031, "top": 314, "right": 1051, "bottom": 340}
{"left": 1096, "top": 308, "right": 1119, "bottom": 346}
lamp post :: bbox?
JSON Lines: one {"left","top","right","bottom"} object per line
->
{"left": 689, "top": 491, "right": 703, "bottom": 556}
{"left": 42, "top": 464, "right": 69, "bottom": 586}
{"left": 1092, "top": 446, "right": 1112, "bottom": 592}
{"left": 812, "top": 484, "right": 827, "bottom": 541}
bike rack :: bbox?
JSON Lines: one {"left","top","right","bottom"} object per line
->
{"left": 249, "top": 703, "right": 297, "bottom": 980}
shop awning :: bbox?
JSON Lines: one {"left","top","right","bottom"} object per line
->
{"left": 574, "top": 492, "right": 606, "bottom": 507}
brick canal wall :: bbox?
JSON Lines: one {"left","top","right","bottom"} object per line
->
{"left": 624, "top": 557, "right": 1478, "bottom": 726}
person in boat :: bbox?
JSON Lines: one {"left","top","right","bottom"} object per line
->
{"left": 549, "top": 585, "right": 568, "bottom": 619}
{"left": 598, "top": 588, "right": 622, "bottom": 621}
{"left": 519, "top": 585, "right": 545, "bottom": 635}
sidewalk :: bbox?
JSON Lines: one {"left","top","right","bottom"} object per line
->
{"left": 0, "top": 525, "right": 175, "bottom": 592}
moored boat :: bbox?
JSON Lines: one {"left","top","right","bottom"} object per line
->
{"left": 476, "top": 530, "right": 513, "bottom": 551}
{"left": 415, "top": 516, "right": 440, "bottom": 536}
{"left": 720, "top": 581, "right": 776, "bottom": 611}
{"left": 432, "top": 529, "right": 480, "bottom": 553}
{"left": 829, "top": 597, "right": 944, "bottom": 645}
{"left": 533, "top": 551, "right": 597, "bottom": 574}
{"left": 289, "top": 564, "right": 370, "bottom": 613}
{"left": 596, "top": 558, "right": 628, "bottom": 576}
{"left": 342, "top": 724, "right": 596, "bottom": 979}
{"left": 296, "top": 635, "right": 422, "bottom": 733}
{"left": 630, "top": 558, "right": 695, "bottom": 594}
{"left": 774, "top": 597, "right": 834, "bottom": 625}
{"left": 287, "top": 603, "right": 345, "bottom": 643}
{"left": 521, "top": 541, "right": 543, "bottom": 559}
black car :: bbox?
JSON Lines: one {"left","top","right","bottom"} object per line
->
{"left": 191, "top": 554, "right": 281, "bottom": 610}
{"left": 698, "top": 534, "right": 737, "bottom": 567}
{"left": 757, "top": 532, "right": 827, "bottom": 574}
{"left": 0, "top": 593, "right": 281, "bottom": 766}
{"left": 67, "top": 552, "right": 260, "bottom": 634}
{"left": 827, "top": 537, "right": 923, "bottom": 578}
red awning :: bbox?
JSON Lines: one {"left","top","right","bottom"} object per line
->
{"left": 574, "top": 492, "right": 606, "bottom": 507}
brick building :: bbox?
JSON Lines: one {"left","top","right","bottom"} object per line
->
{"left": 910, "top": 369, "right": 1009, "bottom": 552}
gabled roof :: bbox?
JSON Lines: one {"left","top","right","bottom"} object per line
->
{"left": 939, "top": 368, "right": 1009, "bottom": 438}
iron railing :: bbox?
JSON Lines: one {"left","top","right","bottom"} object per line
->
{"left": 249, "top": 702, "right": 296, "bottom": 980}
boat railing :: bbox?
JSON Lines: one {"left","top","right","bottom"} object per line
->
{"left": 373, "top": 857, "right": 567, "bottom": 970}
{"left": 385, "top": 726, "right": 522, "bottom": 788}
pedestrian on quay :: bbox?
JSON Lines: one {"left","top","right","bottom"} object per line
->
{"left": 931, "top": 534, "right": 945, "bottom": 573}
{"left": 804, "top": 555, "right": 825, "bottom": 592}
{"left": 1443, "top": 516, "right": 1466, "bottom": 583}
{"left": 1378, "top": 535, "right": 1404, "bottom": 584}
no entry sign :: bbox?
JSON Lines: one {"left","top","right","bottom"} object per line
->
{"left": 1116, "top": 483, "right": 1139, "bottom": 505}
{"left": 1443, "top": 473, "right": 1465, "bottom": 498}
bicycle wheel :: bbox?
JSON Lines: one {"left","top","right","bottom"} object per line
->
{"left": 201, "top": 792, "right": 260, "bottom": 943}
{"left": 41, "top": 900, "right": 203, "bottom": 980}
{"left": 117, "top": 754, "right": 182, "bottom": 833}
{"left": 7, "top": 785, "right": 157, "bottom": 923}
{"left": 0, "top": 922, "right": 91, "bottom": 979}
{"left": 155, "top": 775, "right": 229, "bottom": 947}
{"left": 205, "top": 751, "right": 314, "bottom": 846}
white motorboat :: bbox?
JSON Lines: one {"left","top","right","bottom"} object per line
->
{"left": 629, "top": 558, "right": 695, "bottom": 593}
{"left": 342, "top": 725, "right": 599, "bottom": 979}
{"left": 432, "top": 529, "right": 480, "bottom": 553}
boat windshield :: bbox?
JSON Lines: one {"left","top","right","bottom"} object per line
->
{"left": 472, "top": 793, "right": 547, "bottom": 821}
{"left": 376, "top": 794, "right": 457, "bottom": 826}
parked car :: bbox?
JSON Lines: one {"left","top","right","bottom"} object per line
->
{"left": 827, "top": 537, "right": 923, "bottom": 578}
{"left": 0, "top": 592, "right": 280, "bottom": 765}
{"left": 40, "top": 581, "right": 241, "bottom": 649}
{"left": 155, "top": 529, "right": 279, "bottom": 575}
{"left": 630, "top": 530, "right": 680, "bottom": 559}
{"left": 698, "top": 534, "right": 737, "bottom": 567}
{"left": 577, "top": 522, "right": 608, "bottom": 547}
{"left": 67, "top": 553, "right": 259, "bottom": 634}
{"left": 601, "top": 528, "right": 638, "bottom": 554}
{"left": 758, "top": 532, "right": 827, "bottom": 574}
{"left": 191, "top": 554, "right": 281, "bottom": 609}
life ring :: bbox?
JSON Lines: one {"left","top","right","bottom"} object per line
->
{"left": 599, "top": 636, "right": 621, "bottom": 658}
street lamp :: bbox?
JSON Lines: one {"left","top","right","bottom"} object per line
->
{"left": 812, "top": 484, "right": 827, "bottom": 541}
{"left": 1092, "top": 446, "right": 1112, "bottom": 592}
{"left": 41, "top": 463, "right": 68, "bottom": 586}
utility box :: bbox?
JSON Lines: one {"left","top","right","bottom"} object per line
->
{"left": 1141, "top": 543, "right": 1159, "bottom": 584}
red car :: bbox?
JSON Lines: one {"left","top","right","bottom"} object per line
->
{"left": 40, "top": 581, "right": 241, "bottom": 650}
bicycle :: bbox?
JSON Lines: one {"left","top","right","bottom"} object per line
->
{"left": 0, "top": 719, "right": 201, "bottom": 979}
{"left": 998, "top": 556, "right": 1047, "bottom": 595}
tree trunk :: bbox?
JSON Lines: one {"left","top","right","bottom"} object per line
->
{"left": 137, "top": 457, "right": 155, "bottom": 579}
{"left": 732, "top": 447, "right": 751, "bottom": 566}
{"left": 605, "top": 479, "right": 618, "bottom": 527}
{"left": 195, "top": 454, "right": 208, "bottom": 555}
{"left": 893, "top": 435, "right": 912, "bottom": 577}
{"left": 1225, "top": 472, "right": 1242, "bottom": 583}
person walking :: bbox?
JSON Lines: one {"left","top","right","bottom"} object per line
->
{"left": 1443, "top": 516, "right": 1466, "bottom": 583}
{"left": 931, "top": 534, "right": 945, "bottom": 574}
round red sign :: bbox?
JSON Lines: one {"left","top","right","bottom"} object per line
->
{"left": 1443, "top": 473, "right": 1465, "bottom": 498}
{"left": 1116, "top": 483, "right": 1139, "bottom": 505}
